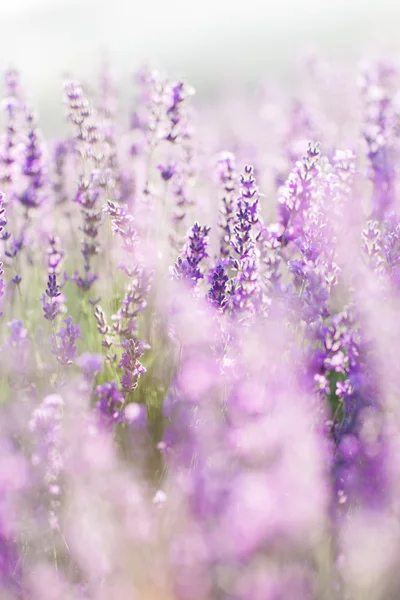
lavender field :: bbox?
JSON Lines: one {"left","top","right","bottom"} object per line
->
{"left": 1, "top": 54, "right": 400, "bottom": 600}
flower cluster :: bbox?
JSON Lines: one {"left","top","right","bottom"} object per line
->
{"left": 171, "top": 222, "right": 210, "bottom": 285}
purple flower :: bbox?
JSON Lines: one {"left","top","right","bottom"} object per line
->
{"left": 95, "top": 380, "right": 124, "bottom": 424}
{"left": 103, "top": 199, "right": 136, "bottom": 255}
{"left": 2, "top": 319, "right": 30, "bottom": 375}
{"left": 52, "top": 140, "right": 70, "bottom": 205}
{"left": 52, "top": 316, "right": 81, "bottom": 366}
{"left": 111, "top": 265, "right": 152, "bottom": 341}
{"left": 41, "top": 273, "right": 61, "bottom": 321}
{"left": 158, "top": 162, "right": 176, "bottom": 181}
{"left": 171, "top": 222, "right": 210, "bottom": 286}
{"left": 18, "top": 107, "right": 48, "bottom": 209}
{"left": 5, "top": 234, "right": 24, "bottom": 259}
{"left": 69, "top": 269, "right": 98, "bottom": 292}
{"left": 30, "top": 394, "right": 64, "bottom": 531}
{"left": 360, "top": 61, "right": 397, "bottom": 219}
{"left": 118, "top": 339, "right": 147, "bottom": 393}
{"left": 0, "top": 192, "right": 7, "bottom": 234}
{"left": 230, "top": 248, "right": 262, "bottom": 318}
{"left": 0, "top": 71, "right": 22, "bottom": 188}
{"left": 228, "top": 167, "right": 264, "bottom": 318}
{"left": 47, "top": 235, "right": 64, "bottom": 273}
{"left": 63, "top": 80, "right": 91, "bottom": 128}
{"left": 208, "top": 264, "right": 230, "bottom": 309}
{"left": 77, "top": 352, "right": 103, "bottom": 381}
{"left": 278, "top": 142, "right": 320, "bottom": 241}
{"left": 216, "top": 151, "right": 238, "bottom": 258}
{"left": 0, "top": 193, "right": 6, "bottom": 316}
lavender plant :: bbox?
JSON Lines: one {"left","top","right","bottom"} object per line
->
{"left": 1, "top": 54, "right": 400, "bottom": 600}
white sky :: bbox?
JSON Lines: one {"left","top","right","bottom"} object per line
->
{"left": 0, "top": 0, "right": 399, "bottom": 132}
{"left": 0, "top": 0, "right": 70, "bottom": 13}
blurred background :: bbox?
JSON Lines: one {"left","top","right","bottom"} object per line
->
{"left": 1, "top": 0, "right": 400, "bottom": 134}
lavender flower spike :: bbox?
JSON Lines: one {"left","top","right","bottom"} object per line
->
{"left": 0, "top": 192, "right": 6, "bottom": 316}
{"left": 118, "top": 339, "right": 147, "bottom": 393}
{"left": 52, "top": 316, "right": 81, "bottom": 366}
{"left": 41, "top": 273, "right": 61, "bottom": 322}
{"left": 171, "top": 222, "right": 210, "bottom": 286}
{"left": 216, "top": 151, "right": 238, "bottom": 258}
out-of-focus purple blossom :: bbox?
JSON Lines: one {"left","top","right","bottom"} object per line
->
{"left": 0, "top": 192, "right": 7, "bottom": 234}
{"left": 0, "top": 435, "right": 27, "bottom": 597}
{"left": 95, "top": 380, "right": 125, "bottom": 424}
{"left": 103, "top": 199, "right": 136, "bottom": 255}
{"left": 158, "top": 162, "right": 176, "bottom": 181}
{"left": 0, "top": 192, "right": 6, "bottom": 315}
{"left": 230, "top": 247, "right": 262, "bottom": 319}
{"left": 11, "top": 274, "right": 22, "bottom": 285}
{"left": 216, "top": 151, "right": 238, "bottom": 258}
{"left": 18, "top": 106, "right": 48, "bottom": 209}
{"left": 169, "top": 164, "right": 197, "bottom": 249}
{"left": 52, "top": 316, "right": 81, "bottom": 366}
{"left": 362, "top": 219, "right": 384, "bottom": 272}
{"left": 0, "top": 259, "right": 4, "bottom": 317}
{"left": 278, "top": 142, "right": 320, "bottom": 242}
{"left": 52, "top": 139, "right": 70, "bottom": 205}
{"left": 124, "top": 402, "right": 148, "bottom": 434}
{"left": 360, "top": 61, "right": 398, "bottom": 219}
{"left": 0, "top": 69, "right": 23, "bottom": 189}
{"left": 77, "top": 352, "right": 103, "bottom": 382}
{"left": 47, "top": 234, "right": 64, "bottom": 274}
{"left": 64, "top": 82, "right": 107, "bottom": 294}
{"left": 4, "top": 318, "right": 28, "bottom": 346}
{"left": 30, "top": 394, "right": 64, "bottom": 532}
{"left": 380, "top": 213, "right": 400, "bottom": 288}
{"left": 63, "top": 80, "right": 91, "bottom": 133}
{"left": 69, "top": 269, "right": 98, "bottom": 292}
{"left": 4, "top": 233, "right": 24, "bottom": 259}
{"left": 1, "top": 319, "right": 31, "bottom": 385}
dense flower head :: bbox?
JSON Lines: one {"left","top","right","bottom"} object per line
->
{"left": 208, "top": 263, "right": 230, "bottom": 309}
{"left": 172, "top": 222, "right": 210, "bottom": 285}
